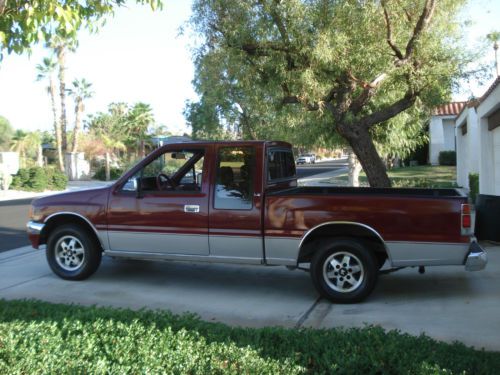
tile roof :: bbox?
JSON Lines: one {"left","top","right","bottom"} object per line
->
{"left": 432, "top": 102, "right": 467, "bottom": 116}
{"left": 479, "top": 76, "right": 500, "bottom": 105}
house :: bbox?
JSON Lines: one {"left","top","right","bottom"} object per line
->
{"left": 476, "top": 77, "right": 500, "bottom": 195}
{"left": 455, "top": 102, "right": 480, "bottom": 189}
{"left": 454, "top": 77, "right": 500, "bottom": 194}
{"left": 429, "top": 102, "right": 466, "bottom": 165}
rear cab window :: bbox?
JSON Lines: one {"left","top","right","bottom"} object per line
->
{"left": 267, "top": 148, "right": 296, "bottom": 182}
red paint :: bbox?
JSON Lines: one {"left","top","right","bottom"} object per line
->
{"left": 28, "top": 141, "right": 470, "bottom": 253}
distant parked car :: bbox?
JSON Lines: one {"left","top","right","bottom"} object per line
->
{"left": 296, "top": 153, "right": 316, "bottom": 164}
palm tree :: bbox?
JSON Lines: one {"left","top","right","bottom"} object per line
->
{"left": 126, "top": 103, "right": 155, "bottom": 157}
{"left": 102, "top": 135, "right": 126, "bottom": 181}
{"left": 10, "top": 130, "right": 43, "bottom": 168}
{"left": 49, "top": 36, "right": 76, "bottom": 152}
{"left": 68, "top": 78, "right": 94, "bottom": 153}
{"left": 487, "top": 31, "right": 500, "bottom": 77}
{"left": 36, "top": 56, "right": 64, "bottom": 172}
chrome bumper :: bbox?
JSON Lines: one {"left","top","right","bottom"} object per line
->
{"left": 465, "top": 241, "right": 487, "bottom": 271}
{"left": 26, "top": 220, "right": 45, "bottom": 235}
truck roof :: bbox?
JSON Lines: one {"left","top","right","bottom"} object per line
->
{"left": 156, "top": 140, "right": 293, "bottom": 149}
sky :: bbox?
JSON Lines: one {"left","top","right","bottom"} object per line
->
{"left": 0, "top": 0, "right": 499, "bottom": 135}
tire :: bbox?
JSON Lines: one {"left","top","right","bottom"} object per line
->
{"left": 310, "top": 239, "right": 378, "bottom": 303}
{"left": 46, "top": 224, "right": 102, "bottom": 280}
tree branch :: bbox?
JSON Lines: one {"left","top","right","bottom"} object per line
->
{"left": 405, "top": 0, "right": 436, "bottom": 59}
{"left": 357, "top": 91, "right": 417, "bottom": 128}
{"left": 382, "top": 2, "right": 404, "bottom": 60}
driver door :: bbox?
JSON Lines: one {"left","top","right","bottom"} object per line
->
{"left": 107, "top": 146, "right": 209, "bottom": 255}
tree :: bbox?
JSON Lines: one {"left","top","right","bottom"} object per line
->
{"left": 125, "top": 102, "right": 155, "bottom": 158}
{"left": 86, "top": 110, "right": 126, "bottom": 181}
{"left": 0, "top": 115, "right": 13, "bottom": 151}
{"left": 10, "top": 130, "right": 43, "bottom": 167}
{"left": 0, "top": 0, "right": 163, "bottom": 61}
{"left": 68, "top": 78, "right": 94, "bottom": 153}
{"left": 487, "top": 31, "right": 500, "bottom": 77}
{"left": 190, "top": 0, "right": 475, "bottom": 187}
{"left": 36, "top": 56, "right": 64, "bottom": 171}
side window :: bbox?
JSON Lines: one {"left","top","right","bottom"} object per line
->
{"left": 214, "top": 147, "right": 255, "bottom": 210}
{"left": 267, "top": 149, "right": 296, "bottom": 181}
{"left": 121, "top": 150, "right": 204, "bottom": 193}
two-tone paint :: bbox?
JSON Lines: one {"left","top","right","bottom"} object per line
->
{"left": 27, "top": 140, "right": 484, "bottom": 271}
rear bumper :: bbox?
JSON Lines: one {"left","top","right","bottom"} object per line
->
{"left": 26, "top": 220, "right": 44, "bottom": 249}
{"left": 465, "top": 240, "right": 487, "bottom": 271}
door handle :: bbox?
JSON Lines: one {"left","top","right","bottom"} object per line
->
{"left": 184, "top": 205, "right": 200, "bottom": 213}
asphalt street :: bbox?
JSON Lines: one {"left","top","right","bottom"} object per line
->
{"left": 0, "top": 160, "right": 346, "bottom": 253}
{"left": 0, "top": 198, "right": 32, "bottom": 252}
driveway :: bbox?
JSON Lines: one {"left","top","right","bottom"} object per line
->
{"left": 1, "top": 244, "right": 499, "bottom": 351}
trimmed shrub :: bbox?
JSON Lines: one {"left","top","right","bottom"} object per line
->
{"left": 46, "top": 167, "right": 68, "bottom": 190}
{"left": 93, "top": 166, "right": 123, "bottom": 181}
{"left": 438, "top": 151, "right": 456, "bottom": 166}
{"left": 10, "top": 168, "right": 30, "bottom": 189}
{"left": 10, "top": 166, "right": 67, "bottom": 191}
{"left": 469, "top": 173, "right": 479, "bottom": 204}
{"left": 28, "top": 166, "right": 48, "bottom": 191}
{"left": 1, "top": 299, "right": 500, "bottom": 374}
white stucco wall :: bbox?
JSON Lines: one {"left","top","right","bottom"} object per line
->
{"left": 477, "top": 83, "right": 500, "bottom": 195}
{"left": 429, "top": 115, "right": 456, "bottom": 165}
{"left": 455, "top": 108, "right": 480, "bottom": 189}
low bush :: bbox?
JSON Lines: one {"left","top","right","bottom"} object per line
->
{"left": 438, "top": 151, "right": 456, "bottom": 166}
{"left": 9, "top": 166, "right": 67, "bottom": 191}
{"left": 469, "top": 173, "right": 479, "bottom": 204}
{"left": 93, "top": 165, "right": 123, "bottom": 181}
{"left": 46, "top": 167, "right": 68, "bottom": 190}
{"left": 1, "top": 299, "right": 499, "bottom": 374}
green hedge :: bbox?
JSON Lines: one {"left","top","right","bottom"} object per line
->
{"left": 469, "top": 173, "right": 479, "bottom": 204}
{"left": 93, "top": 166, "right": 123, "bottom": 181}
{"left": 10, "top": 166, "right": 67, "bottom": 192}
{"left": 1, "top": 299, "right": 499, "bottom": 374}
{"left": 438, "top": 151, "right": 456, "bottom": 166}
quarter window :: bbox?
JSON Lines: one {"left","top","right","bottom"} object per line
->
{"left": 267, "top": 149, "right": 296, "bottom": 181}
{"left": 214, "top": 147, "right": 255, "bottom": 210}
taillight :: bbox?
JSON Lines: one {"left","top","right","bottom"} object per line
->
{"left": 461, "top": 204, "right": 473, "bottom": 235}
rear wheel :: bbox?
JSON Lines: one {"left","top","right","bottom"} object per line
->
{"left": 46, "top": 224, "right": 102, "bottom": 280}
{"left": 310, "top": 239, "right": 378, "bottom": 303}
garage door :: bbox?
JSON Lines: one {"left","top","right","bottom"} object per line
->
{"left": 494, "top": 127, "right": 500, "bottom": 195}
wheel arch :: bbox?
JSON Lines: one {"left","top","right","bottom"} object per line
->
{"left": 40, "top": 212, "right": 104, "bottom": 250}
{"left": 297, "top": 221, "right": 391, "bottom": 265}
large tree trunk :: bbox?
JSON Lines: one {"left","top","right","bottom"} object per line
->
{"left": 57, "top": 45, "right": 68, "bottom": 152}
{"left": 49, "top": 78, "right": 65, "bottom": 172}
{"left": 71, "top": 99, "right": 83, "bottom": 152}
{"left": 339, "top": 124, "right": 391, "bottom": 187}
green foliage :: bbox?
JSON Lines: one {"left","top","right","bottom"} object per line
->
{"left": 29, "top": 167, "right": 49, "bottom": 191}
{"left": 46, "top": 167, "right": 68, "bottom": 190}
{"left": 0, "top": 1, "right": 163, "bottom": 60}
{"left": 188, "top": 0, "right": 478, "bottom": 186}
{"left": 93, "top": 165, "right": 123, "bottom": 181}
{"left": 1, "top": 299, "right": 499, "bottom": 374}
{"left": 469, "top": 173, "right": 479, "bottom": 203}
{"left": 10, "top": 166, "right": 67, "bottom": 191}
{"left": 438, "top": 151, "right": 457, "bottom": 166}
{"left": 0, "top": 115, "right": 13, "bottom": 150}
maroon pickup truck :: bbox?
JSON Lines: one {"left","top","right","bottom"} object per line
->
{"left": 27, "top": 141, "right": 486, "bottom": 303}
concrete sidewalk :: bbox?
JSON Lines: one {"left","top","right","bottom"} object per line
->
{"left": 298, "top": 167, "right": 348, "bottom": 186}
{"left": 1, "top": 244, "right": 499, "bottom": 351}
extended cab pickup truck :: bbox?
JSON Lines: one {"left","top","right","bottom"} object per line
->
{"left": 27, "top": 141, "right": 487, "bottom": 303}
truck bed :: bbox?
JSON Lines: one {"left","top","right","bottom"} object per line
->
{"left": 268, "top": 186, "right": 465, "bottom": 198}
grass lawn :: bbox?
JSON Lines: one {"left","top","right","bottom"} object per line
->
{"left": 328, "top": 165, "right": 457, "bottom": 188}
{"left": 1, "top": 299, "right": 499, "bottom": 374}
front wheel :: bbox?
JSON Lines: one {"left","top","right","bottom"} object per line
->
{"left": 310, "top": 239, "right": 378, "bottom": 303}
{"left": 46, "top": 224, "right": 102, "bottom": 280}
